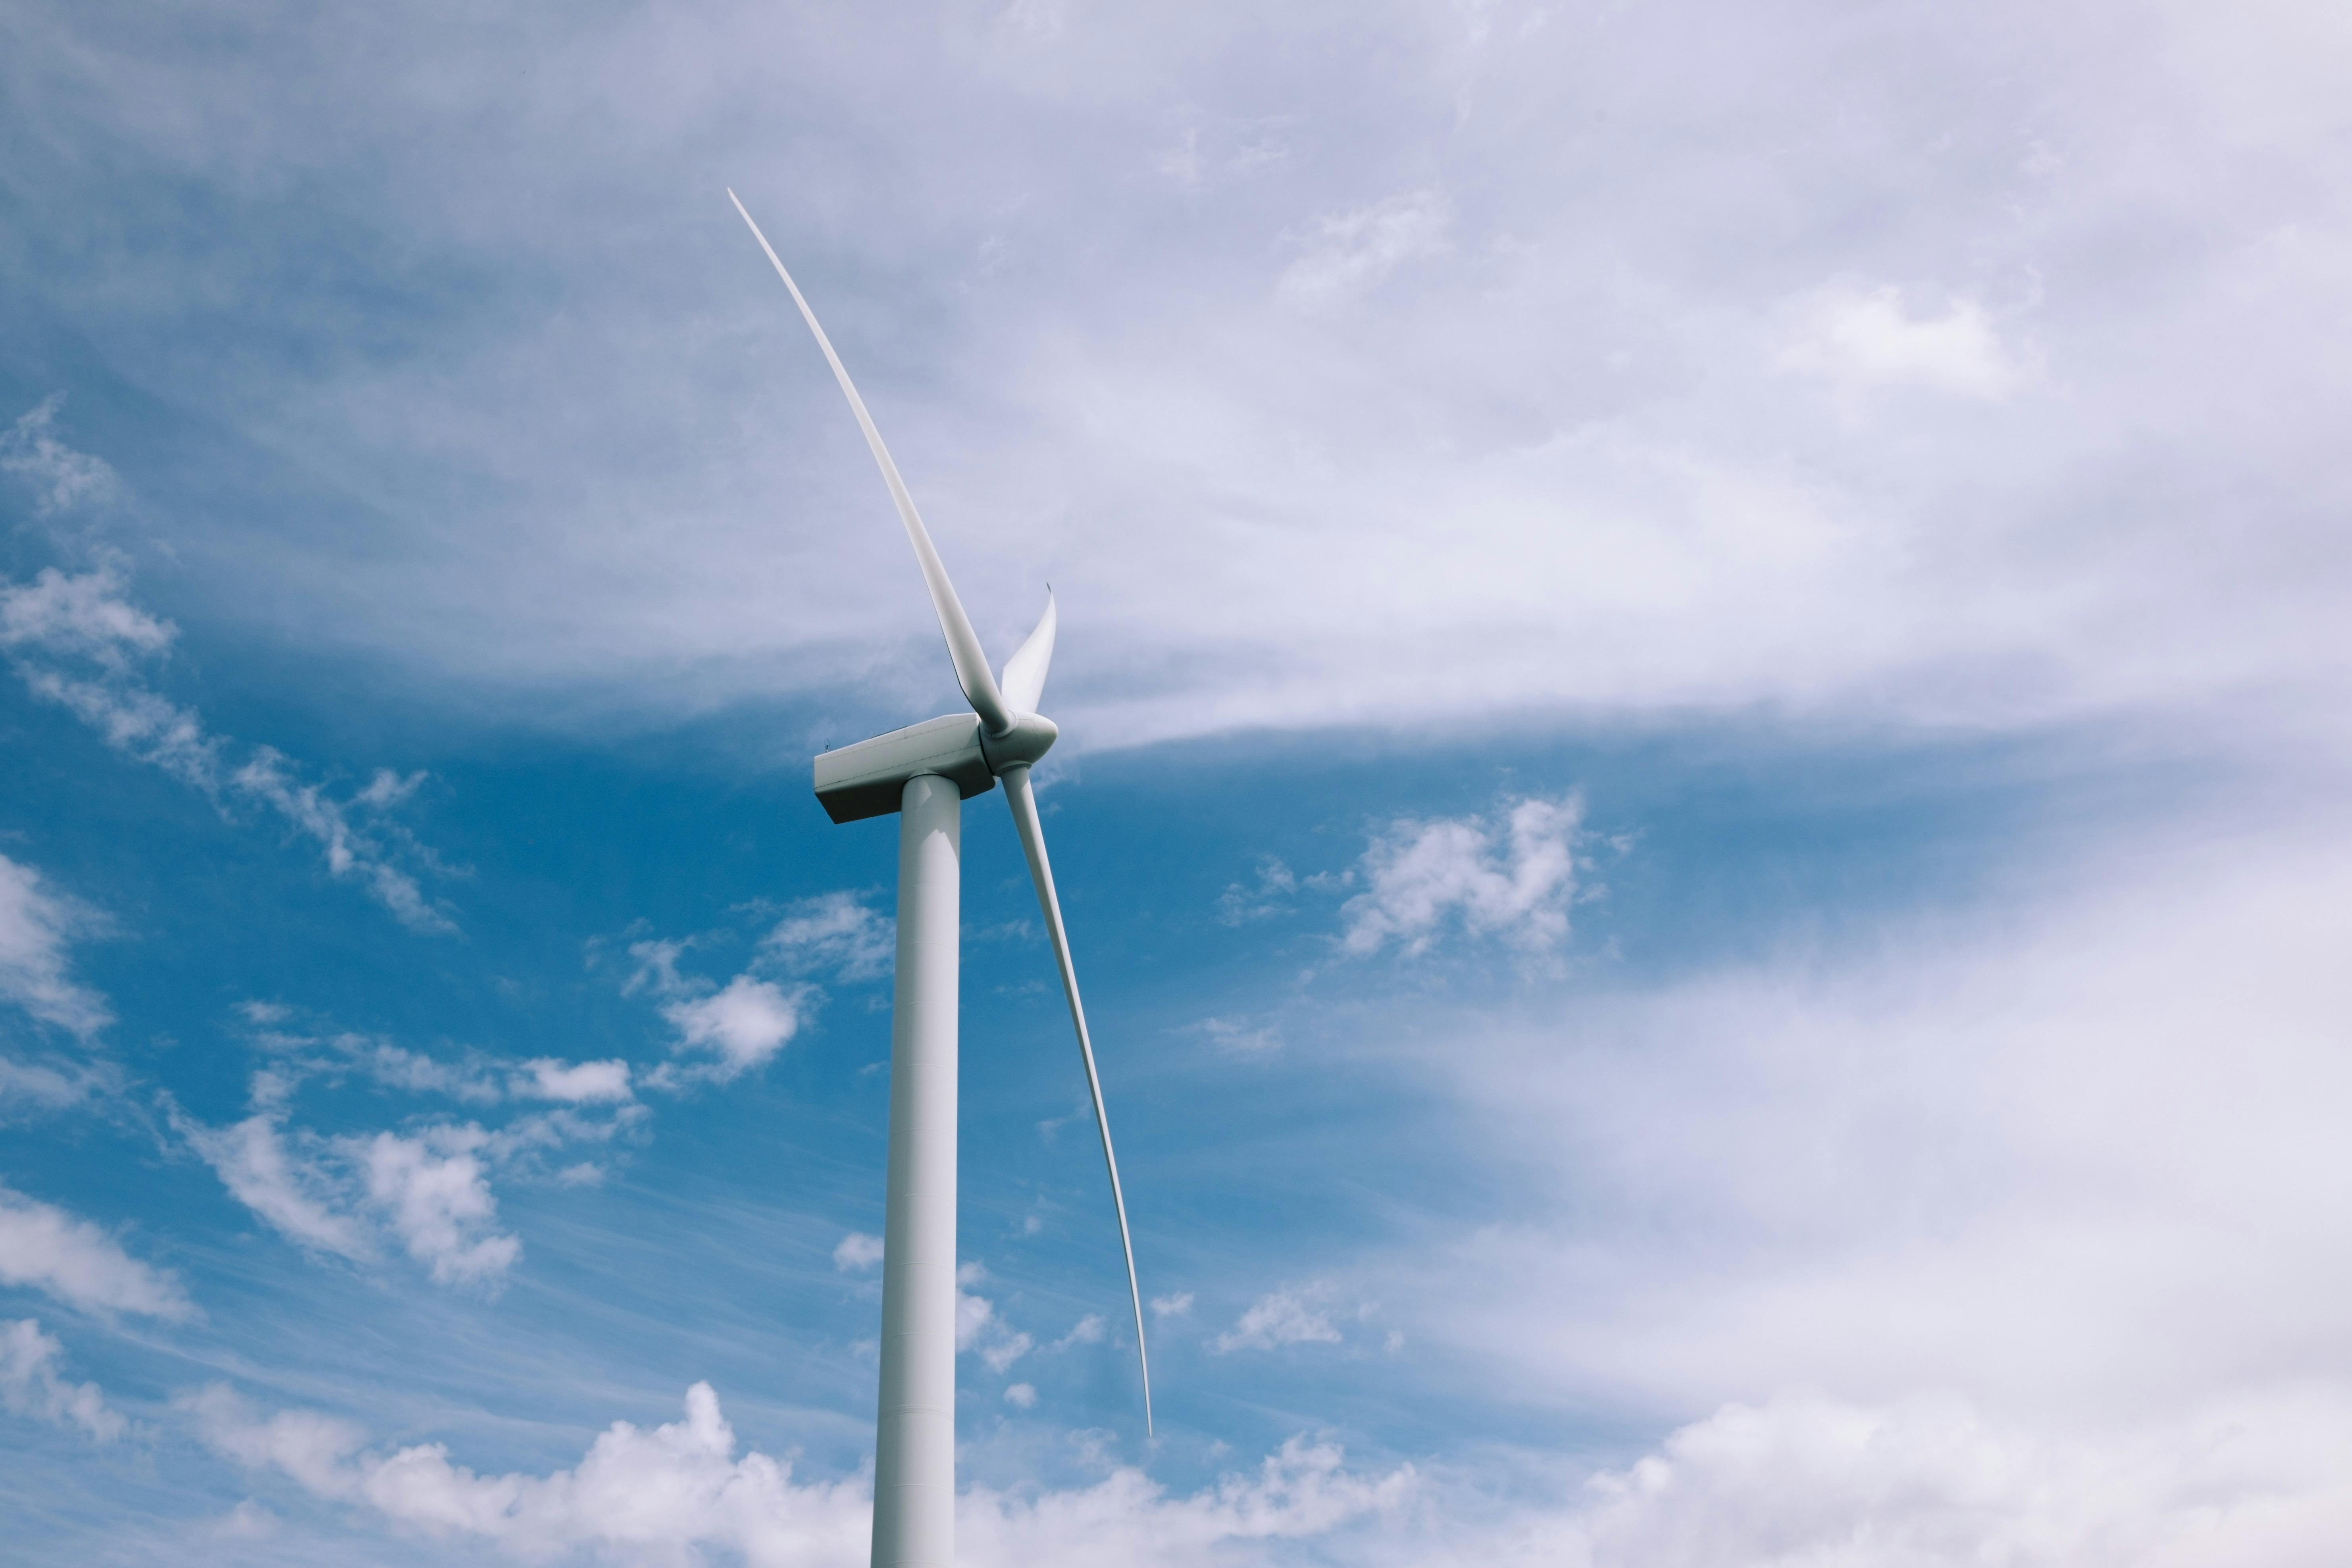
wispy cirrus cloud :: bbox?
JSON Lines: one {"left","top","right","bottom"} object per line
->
{"left": 0, "top": 854, "right": 113, "bottom": 1039}
{"left": 0, "top": 538, "right": 458, "bottom": 934}
{"left": 0, "top": 397, "right": 124, "bottom": 517}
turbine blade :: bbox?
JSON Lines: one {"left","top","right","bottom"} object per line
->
{"left": 999, "top": 589, "right": 1057, "bottom": 715}
{"left": 1000, "top": 764, "right": 1152, "bottom": 1435}
{"left": 727, "top": 190, "right": 1012, "bottom": 735}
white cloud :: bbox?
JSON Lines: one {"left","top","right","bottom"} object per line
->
{"left": 193, "top": 1379, "right": 872, "bottom": 1564}
{"left": 662, "top": 975, "right": 810, "bottom": 1079}
{"left": 1194, "top": 1016, "right": 1281, "bottom": 1054}
{"left": 982, "top": 1331, "right": 1034, "bottom": 1374}
{"left": 193, "top": 1379, "right": 1417, "bottom": 1567}
{"left": 0, "top": 397, "right": 123, "bottom": 515}
{"left": 1136, "top": 800, "right": 2337, "bottom": 1568}
{"left": 0, "top": 1054, "right": 102, "bottom": 1114}
{"left": 1780, "top": 281, "right": 2031, "bottom": 400}
{"left": 1541, "top": 1390, "right": 2352, "bottom": 1568}
{"left": 14, "top": 4, "right": 2350, "bottom": 777}
{"left": 231, "top": 748, "right": 454, "bottom": 935}
{"left": 953, "top": 1263, "right": 1042, "bottom": 1371}
{"left": 176, "top": 1109, "right": 373, "bottom": 1262}
{"left": 0, "top": 1318, "right": 125, "bottom": 1441}
{"left": 0, "top": 1185, "right": 192, "bottom": 1320}
{"left": 960, "top": 1433, "right": 1415, "bottom": 1566}
{"left": 832, "top": 1231, "right": 884, "bottom": 1271}
{"left": 957, "top": 1287, "right": 996, "bottom": 1353}
{"left": 1217, "top": 858, "right": 1296, "bottom": 926}
{"left": 1213, "top": 1286, "right": 1344, "bottom": 1354}
{"left": 0, "top": 560, "right": 222, "bottom": 791}
{"left": 183, "top": 1384, "right": 369, "bottom": 1499}
{"left": 355, "top": 1127, "right": 521, "bottom": 1289}
{"left": 513, "top": 1057, "right": 632, "bottom": 1104}
{"left": 177, "top": 1022, "right": 633, "bottom": 1291}
{"left": 1054, "top": 1314, "right": 1106, "bottom": 1351}
{"left": 627, "top": 936, "right": 815, "bottom": 1081}
{"left": 760, "top": 891, "right": 892, "bottom": 981}
{"left": 1339, "top": 795, "right": 1582, "bottom": 958}
{"left": 1278, "top": 191, "right": 1451, "bottom": 308}
{"left": 1, "top": 559, "right": 455, "bottom": 931}
{"left": 348, "top": 1039, "right": 501, "bottom": 1104}
{"left": 0, "top": 563, "right": 172, "bottom": 668}
{"left": 12, "top": 662, "right": 221, "bottom": 791}
{"left": 0, "top": 854, "right": 112, "bottom": 1038}
{"left": 1149, "top": 1292, "right": 1193, "bottom": 1320}
{"left": 182, "top": 1372, "right": 2352, "bottom": 1567}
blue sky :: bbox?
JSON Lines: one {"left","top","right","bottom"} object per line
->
{"left": 4, "top": 2, "right": 2352, "bottom": 1563}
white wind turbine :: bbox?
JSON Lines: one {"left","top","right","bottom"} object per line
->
{"left": 729, "top": 191, "right": 1151, "bottom": 1568}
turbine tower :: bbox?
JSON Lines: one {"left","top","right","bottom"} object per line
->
{"left": 729, "top": 191, "right": 1151, "bottom": 1568}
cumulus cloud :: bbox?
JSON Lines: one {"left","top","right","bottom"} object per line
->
{"left": 982, "top": 1330, "right": 1034, "bottom": 1374}
{"left": 760, "top": 891, "right": 893, "bottom": 981}
{"left": 171, "top": 1074, "right": 568, "bottom": 1290}
{"left": 950, "top": 1260, "right": 1040, "bottom": 1373}
{"left": 0, "top": 1186, "right": 191, "bottom": 1320}
{"left": 0, "top": 1318, "right": 125, "bottom": 1441}
{"left": 192, "top": 1380, "right": 871, "bottom": 1563}
{"left": 0, "top": 854, "right": 112, "bottom": 1038}
{"left": 1054, "top": 1314, "right": 1106, "bottom": 1351}
{"left": 172, "top": 1012, "right": 641, "bottom": 1291}
{"left": 179, "top": 1106, "right": 528, "bottom": 1289}
{"left": 957, "top": 1283, "right": 996, "bottom": 1352}
{"left": 1149, "top": 1292, "right": 1194, "bottom": 1320}
{"left": 355, "top": 1127, "right": 521, "bottom": 1288}
{"left": 0, "top": 550, "right": 456, "bottom": 933}
{"left": 1780, "top": 281, "right": 2031, "bottom": 400}
{"left": 513, "top": 1057, "right": 632, "bottom": 1104}
{"left": 628, "top": 939, "right": 813, "bottom": 1081}
{"left": 662, "top": 975, "right": 809, "bottom": 1078}
{"left": 1213, "top": 1285, "right": 1345, "bottom": 1354}
{"left": 832, "top": 1231, "right": 884, "bottom": 1271}
{"left": 1339, "top": 795, "right": 1583, "bottom": 958}
{"left": 192, "top": 1379, "right": 1417, "bottom": 1567}
{"left": 183, "top": 1374, "right": 2352, "bottom": 1567}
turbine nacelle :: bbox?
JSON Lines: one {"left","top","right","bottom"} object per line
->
{"left": 812, "top": 705, "right": 1059, "bottom": 825}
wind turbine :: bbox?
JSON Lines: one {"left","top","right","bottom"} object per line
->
{"left": 728, "top": 191, "right": 1151, "bottom": 1568}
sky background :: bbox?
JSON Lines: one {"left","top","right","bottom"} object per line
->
{"left": 3, "top": 1, "right": 2350, "bottom": 1562}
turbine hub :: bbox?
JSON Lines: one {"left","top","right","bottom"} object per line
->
{"left": 982, "top": 710, "right": 1058, "bottom": 774}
